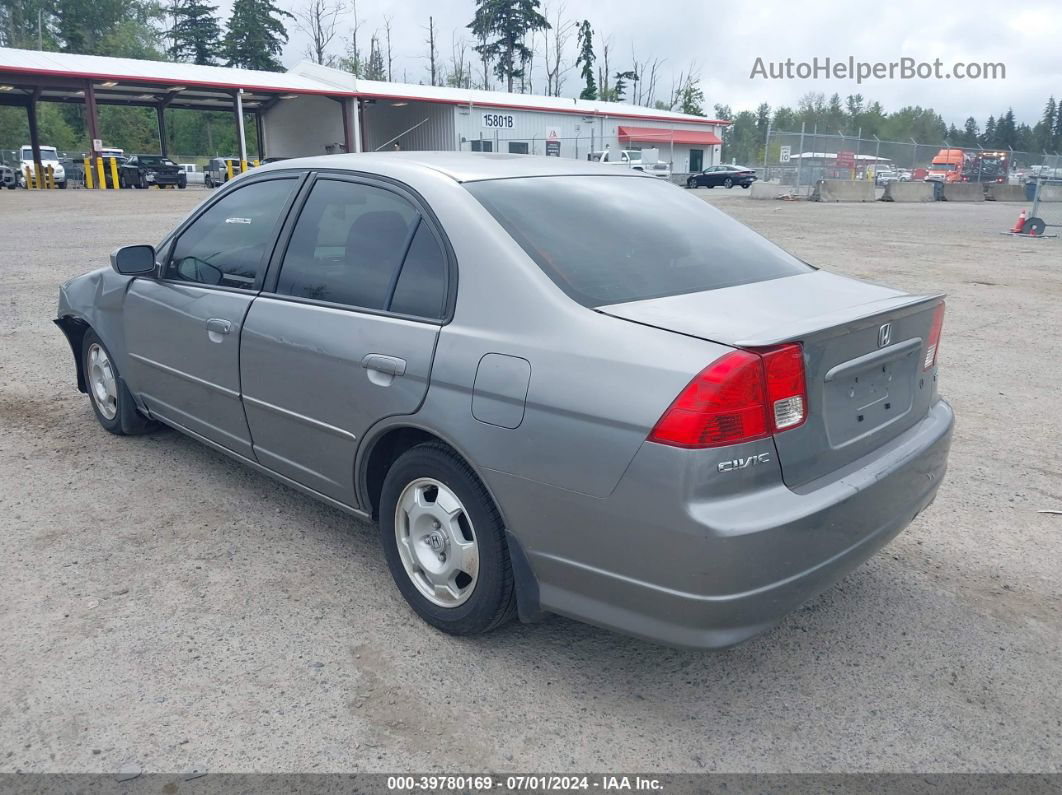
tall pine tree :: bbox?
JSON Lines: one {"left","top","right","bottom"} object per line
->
{"left": 575, "top": 20, "right": 596, "bottom": 100}
{"left": 467, "top": 0, "right": 549, "bottom": 92}
{"left": 223, "top": 0, "right": 293, "bottom": 71}
{"left": 170, "top": 0, "right": 221, "bottom": 65}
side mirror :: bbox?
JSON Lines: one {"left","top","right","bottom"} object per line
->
{"left": 111, "top": 244, "right": 157, "bottom": 276}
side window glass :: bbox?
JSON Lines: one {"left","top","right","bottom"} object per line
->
{"left": 276, "top": 179, "right": 418, "bottom": 310}
{"left": 389, "top": 222, "right": 448, "bottom": 319}
{"left": 165, "top": 178, "right": 295, "bottom": 289}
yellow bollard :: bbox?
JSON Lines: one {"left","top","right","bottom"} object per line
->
{"left": 109, "top": 157, "right": 120, "bottom": 189}
{"left": 252, "top": 159, "right": 259, "bottom": 168}
{"left": 240, "top": 159, "right": 248, "bottom": 173}
{"left": 83, "top": 156, "right": 94, "bottom": 189}
{"left": 95, "top": 157, "right": 106, "bottom": 190}
{"left": 225, "top": 159, "right": 234, "bottom": 181}
{"left": 46, "top": 165, "right": 55, "bottom": 189}
{"left": 23, "top": 165, "right": 34, "bottom": 189}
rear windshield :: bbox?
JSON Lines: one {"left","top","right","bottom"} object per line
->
{"left": 466, "top": 175, "right": 812, "bottom": 307}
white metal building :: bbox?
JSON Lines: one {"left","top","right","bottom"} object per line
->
{"left": 265, "top": 62, "right": 727, "bottom": 174}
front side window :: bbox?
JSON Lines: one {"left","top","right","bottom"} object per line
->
{"left": 467, "top": 175, "right": 813, "bottom": 307}
{"left": 276, "top": 179, "right": 426, "bottom": 311}
{"left": 165, "top": 177, "right": 295, "bottom": 289}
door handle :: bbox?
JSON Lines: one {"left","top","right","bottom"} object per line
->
{"left": 361, "top": 354, "right": 407, "bottom": 377}
{"left": 206, "top": 318, "right": 232, "bottom": 335}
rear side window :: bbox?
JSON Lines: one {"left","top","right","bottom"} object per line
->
{"left": 276, "top": 178, "right": 448, "bottom": 318}
{"left": 166, "top": 178, "right": 295, "bottom": 289}
{"left": 466, "top": 176, "right": 813, "bottom": 307}
{"left": 389, "top": 223, "right": 448, "bottom": 318}
{"left": 276, "top": 179, "right": 418, "bottom": 310}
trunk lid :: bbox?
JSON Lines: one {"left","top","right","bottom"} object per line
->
{"left": 600, "top": 270, "right": 944, "bottom": 488}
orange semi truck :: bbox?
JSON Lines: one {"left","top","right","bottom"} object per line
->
{"left": 926, "top": 148, "right": 966, "bottom": 183}
{"left": 926, "top": 148, "right": 1010, "bottom": 183}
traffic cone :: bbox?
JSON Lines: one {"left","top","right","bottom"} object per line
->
{"left": 1011, "top": 209, "right": 1027, "bottom": 234}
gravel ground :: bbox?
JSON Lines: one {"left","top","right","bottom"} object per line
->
{"left": 0, "top": 186, "right": 1059, "bottom": 774}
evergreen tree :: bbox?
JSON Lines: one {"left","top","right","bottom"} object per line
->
{"left": 575, "top": 20, "right": 596, "bottom": 100}
{"left": 169, "top": 0, "right": 221, "bottom": 64}
{"left": 364, "top": 35, "right": 385, "bottom": 80}
{"left": 995, "top": 108, "right": 1017, "bottom": 149}
{"left": 223, "top": 0, "right": 293, "bottom": 71}
{"left": 675, "top": 74, "right": 704, "bottom": 117}
{"left": 612, "top": 69, "right": 636, "bottom": 102}
{"left": 467, "top": 0, "right": 550, "bottom": 92}
{"left": 754, "top": 102, "right": 770, "bottom": 140}
{"left": 962, "top": 117, "right": 979, "bottom": 146}
{"left": 981, "top": 115, "right": 996, "bottom": 147}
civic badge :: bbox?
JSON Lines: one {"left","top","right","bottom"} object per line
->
{"left": 878, "top": 323, "right": 892, "bottom": 348}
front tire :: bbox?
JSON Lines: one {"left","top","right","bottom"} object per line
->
{"left": 81, "top": 329, "right": 155, "bottom": 435}
{"left": 724, "top": 177, "right": 734, "bottom": 188}
{"left": 686, "top": 177, "right": 697, "bottom": 189}
{"left": 379, "top": 443, "right": 516, "bottom": 636}
{"left": 82, "top": 331, "right": 124, "bottom": 434}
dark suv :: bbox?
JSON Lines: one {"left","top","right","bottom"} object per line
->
{"left": 120, "top": 155, "right": 186, "bottom": 189}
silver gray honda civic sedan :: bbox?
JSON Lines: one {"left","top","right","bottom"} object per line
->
{"left": 55, "top": 152, "right": 954, "bottom": 648}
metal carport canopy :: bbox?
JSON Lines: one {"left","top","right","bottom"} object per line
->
{"left": 0, "top": 47, "right": 350, "bottom": 112}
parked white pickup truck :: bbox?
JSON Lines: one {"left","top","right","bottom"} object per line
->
{"left": 18, "top": 144, "right": 66, "bottom": 188}
{"left": 588, "top": 147, "right": 672, "bottom": 179}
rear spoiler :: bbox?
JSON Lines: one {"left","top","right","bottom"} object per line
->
{"left": 734, "top": 292, "right": 945, "bottom": 348}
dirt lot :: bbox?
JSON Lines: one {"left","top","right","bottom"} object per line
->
{"left": 0, "top": 186, "right": 1059, "bottom": 774}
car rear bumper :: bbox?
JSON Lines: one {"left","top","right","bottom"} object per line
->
{"left": 489, "top": 398, "right": 954, "bottom": 648}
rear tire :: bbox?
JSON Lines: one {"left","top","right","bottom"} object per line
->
{"left": 724, "top": 177, "right": 734, "bottom": 188}
{"left": 379, "top": 443, "right": 516, "bottom": 636}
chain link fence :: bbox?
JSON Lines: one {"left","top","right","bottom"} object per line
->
{"left": 761, "top": 128, "right": 1062, "bottom": 199}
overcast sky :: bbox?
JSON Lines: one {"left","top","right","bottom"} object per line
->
{"left": 237, "top": 0, "right": 1057, "bottom": 127}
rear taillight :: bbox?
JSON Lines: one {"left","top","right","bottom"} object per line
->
{"left": 648, "top": 343, "right": 807, "bottom": 449}
{"left": 761, "top": 343, "right": 807, "bottom": 430}
{"left": 923, "top": 302, "right": 945, "bottom": 370}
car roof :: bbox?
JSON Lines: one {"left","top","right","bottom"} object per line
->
{"left": 253, "top": 151, "right": 650, "bottom": 183}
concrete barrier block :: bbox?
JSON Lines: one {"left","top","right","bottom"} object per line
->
{"left": 811, "top": 180, "right": 876, "bottom": 202}
{"left": 882, "top": 181, "right": 935, "bottom": 202}
{"left": 941, "top": 183, "right": 985, "bottom": 202}
{"left": 985, "top": 184, "right": 1026, "bottom": 202}
{"left": 1037, "top": 185, "right": 1062, "bottom": 202}
{"left": 749, "top": 182, "right": 791, "bottom": 200}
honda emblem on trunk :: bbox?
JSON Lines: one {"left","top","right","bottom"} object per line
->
{"left": 878, "top": 323, "right": 892, "bottom": 348}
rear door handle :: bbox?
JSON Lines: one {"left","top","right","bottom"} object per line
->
{"left": 206, "top": 318, "right": 232, "bottom": 335}
{"left": 361, "top": 354, "right": 407, "bottom": 377}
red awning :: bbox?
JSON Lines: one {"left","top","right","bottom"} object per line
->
{"left": 618, "top": 126, "right": 722, "bottom": 146}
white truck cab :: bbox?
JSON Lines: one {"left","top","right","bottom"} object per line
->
{"left": 19, "top": 145, "right": 66, "bottom": 188}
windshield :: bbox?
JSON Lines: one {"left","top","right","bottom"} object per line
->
{"left": 466, "top": 176, "right": 812, "bottom": 307}
{"left": 139, "top": 156, "right": 174, "bottom": 166}
{"left": 21, "top": 147, "right": 59, "bottom": 161}
{"left": 930, "top": 162, "right": 957, "bottom": 171}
